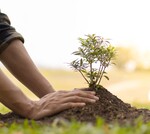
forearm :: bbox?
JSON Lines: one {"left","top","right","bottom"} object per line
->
{"left": 0, "top": 40, "right": 54, "bottom": 98}
{"left": 0, "top": 69, "right": 34, "bottom": 118}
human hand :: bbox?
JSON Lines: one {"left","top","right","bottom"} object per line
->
{"left": 30, "top": 90, "right": 99, "bottom": 119}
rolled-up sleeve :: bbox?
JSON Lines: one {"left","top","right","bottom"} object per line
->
{"left": 0, "top": 12, "right": 24, "bottom": 54}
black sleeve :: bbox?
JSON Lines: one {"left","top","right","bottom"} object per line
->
{"left": 0, "top": 12, "right": 24, "bottom": 54}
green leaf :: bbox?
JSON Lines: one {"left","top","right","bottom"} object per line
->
{"left": 104, "top": 75, "right": 109, "bottom": 80}
{"left": 69, "top": 34, "right": 116, "bottom": 87}
{"left": 80, "top": 59, "right": 83, "bottom": 66}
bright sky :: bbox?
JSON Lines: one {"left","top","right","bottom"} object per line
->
{"left": 1, "top": 0, "right": 150, "bottom": 69}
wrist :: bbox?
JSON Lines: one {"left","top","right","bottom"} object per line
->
{"left": 11, "top": 100, "right": 35, "bottom": 119}
{"left": 25, "top": 101, "right": 39, "bottom": 119}
{"left": 27, "top": 100, "right": 46, "bottom": 120}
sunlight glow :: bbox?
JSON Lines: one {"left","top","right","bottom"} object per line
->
{"left": 0, "top": 0, "right": 150, "bottom": 68}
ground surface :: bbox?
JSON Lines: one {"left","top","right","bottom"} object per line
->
{"left": 1, "top": 87, "right": 150, "bottom": 125}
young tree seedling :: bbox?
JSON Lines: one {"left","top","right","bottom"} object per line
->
{"left": 70, "top": 34, "right": 116, "bottom": 89}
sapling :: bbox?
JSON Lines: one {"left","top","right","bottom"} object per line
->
{"left": 70, "top": 34, "right": 116, "bottom": 89}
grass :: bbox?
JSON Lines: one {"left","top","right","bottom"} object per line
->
{"left": 1, "top": 118, "right": 150, "bottom": 134}
{"left": 1, "top": 67, "right": 150, "bottom": 133}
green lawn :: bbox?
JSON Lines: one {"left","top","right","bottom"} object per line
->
{"left": 1, "top": 118, "right": 150, "bottom": 134}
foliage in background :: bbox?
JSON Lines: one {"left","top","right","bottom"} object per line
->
{"left": 115, "top": 46, "right": 136, "bottom": 70}
{"left": 70, "top": 34, "right": 116, "bottom": 89}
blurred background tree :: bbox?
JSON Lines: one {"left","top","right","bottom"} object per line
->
{"left": 114, "top": 46, "right": 137, "bottom": 71}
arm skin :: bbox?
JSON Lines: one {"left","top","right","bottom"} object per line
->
{"left": 0, "top": 39, "right": 99, "bottom": 119}
{"left": 0, "top": 68, "right": 34, "bottom": 118}
{"left": 0, "top": 40, "right": 54, "bottom": 98}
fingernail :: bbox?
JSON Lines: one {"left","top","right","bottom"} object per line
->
{"left": 80, "top": 103, "right": 86, "bottom": 106}
{"left": 90, "top": 92, "right": 96, "bottom": 94}
{"left": 94, "top": 96, "right": 99, "bottom": 100}
{"left": 91, "top": 99, "right": 96, "bottom": 103}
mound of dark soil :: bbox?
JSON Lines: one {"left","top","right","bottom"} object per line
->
{"left": 1, "top": 87, "right": 150, "bottom": 125}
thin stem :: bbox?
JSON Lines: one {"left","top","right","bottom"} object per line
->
{"left": 98, "top": 59, "right": 110, "bottom": 85}
{"left": 89, "top": 62, "right": 93, "bottom": 84}
{"left": 95, "top": 61, "right": 102, "bottom": 84}
{"left": 98, "top": 65, "right": 106, "bottom": 85}
{"left": 78, "top": 70, "right": 90, "bottom": 85}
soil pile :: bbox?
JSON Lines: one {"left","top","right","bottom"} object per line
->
{"left": 1, "top": 87, "right": 150, "bottom": 125}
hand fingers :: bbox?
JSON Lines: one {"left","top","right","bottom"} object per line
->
{"left": 73, "top": 88, "right": 88, "bottom": 91}
{"left": 73, "top": 89, "right": 96, "bottom": 95}
{"left": 73, "top": 88, "right": 95, "bottom": 95}
{"left": 64, "top": 90, "right": 99, "bottom": 101}
{"left": 59, "top": 102, "right": 86, "bottom": 111}
{"left": 63, "top": 102, "right": 86, "bottom": 108}
{"left": 48, "top": 90, "right": 99, "bottom": 101}
{"left": 43, "top": 90, "right": 99, "bottom": 106}
{"left": 61, "top": 96, "right": 97, "bottom": 104}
